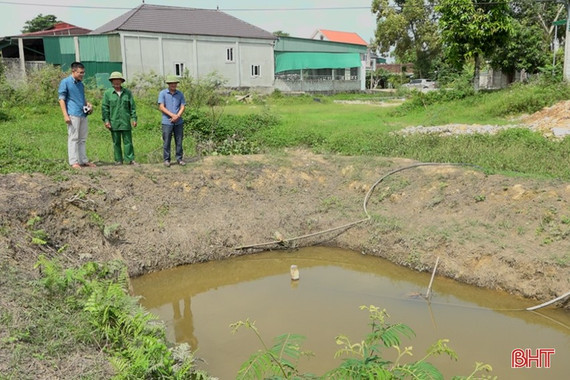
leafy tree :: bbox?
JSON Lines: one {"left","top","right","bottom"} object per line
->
{"left": 509, "top": 0, "right": 566, "bottom": 41}
{"left": 372, "top": 0, "right": 441, "bottom": 79}
{"left": 368, "top": 67, "right": 393, "bottom": 89}
{"left": 21, "top": 14, "right": 58, "bottom": 33}
{"left": 492, "top": 0, "right": 565, "bottom": 76}
{"left": 436, "top": 0, "right": 513, "bottom": 89}
{"left": 273, "top": 30, "right": 290, "bottom": 37}
{"left": 489, "top": 19, "right": 551, "bottom": 77}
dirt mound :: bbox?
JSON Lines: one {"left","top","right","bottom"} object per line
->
{"left": 521, "top": 100, "right": 570, "bottom": 138}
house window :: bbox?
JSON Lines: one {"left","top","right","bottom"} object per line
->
{"left": 251, "top": 65, "right": 260, "bottom": 77}
{"left": 226, "top": 48, "right": 234, "bottom": 62}
{"left": 175, "top": 63, "right": 185, "bottom": 76}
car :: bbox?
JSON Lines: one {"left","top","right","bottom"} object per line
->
{"left": 403, "top": 79, "right": 437, "bottom": 91}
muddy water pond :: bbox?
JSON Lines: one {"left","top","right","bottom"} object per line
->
{"left": 131, "top": 247, "right": 570, "bottom": 379}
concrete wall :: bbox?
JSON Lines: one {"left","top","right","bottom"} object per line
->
{"left": 123, "top": 35, "right": 161, "bottom": 75}
{"left": 274, "top": 78, "right": 360, "bottom": 93}
{"left": 478, "top": 69, "right": 513, "bottom": 90}
{"left": 1, "top": 58, "right": 47, "bottom": 86}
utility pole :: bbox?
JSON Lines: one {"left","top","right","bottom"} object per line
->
{"left": 546, "top": 0, "right": 570, "bottom": 80}
{"left": 564, "top": 0, "right": 570, "bottom": 80}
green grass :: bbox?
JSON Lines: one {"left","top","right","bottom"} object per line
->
{"left": 1, "top": 80, "right": 570, "bottom": 180}
{"left": 0, "top": 262, "right": 111, "bottom": 379}
{"left": 0, "top": 102, "right": 196, "bottom": 174}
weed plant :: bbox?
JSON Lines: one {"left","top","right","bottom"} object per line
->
{"left": 31, "top": 256, "right": 208, "bottom": 379}
{"left": 0, "top": 263, "right": 111, "bottom": 379}
{"left": 232, "top": 305, "right": 494, "bottom": 379}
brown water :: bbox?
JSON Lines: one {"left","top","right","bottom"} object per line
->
{"left": 131, "top": 247, "right": 570, "bottom": 379}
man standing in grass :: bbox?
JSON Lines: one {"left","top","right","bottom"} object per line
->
{"left": 158, "top": 75, "right": 186, "bottom": 167}
{"left": 102, "top": 71, "right": 138, "bottom": 165}
{"left": 58, "top": 61, "right": 95, "bottom": 169}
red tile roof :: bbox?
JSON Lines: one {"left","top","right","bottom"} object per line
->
{"left": 14, "top": 22, "right": 91, "bottom": 37}
{"left": 315, "top": 29, "right": 367, "bottom": 46}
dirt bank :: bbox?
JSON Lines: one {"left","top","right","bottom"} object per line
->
{"left": 2, "top": 149, "right": 570, "bottom": 379}
{"left": 1, "top": 150, "right": 569, "bottom": 305}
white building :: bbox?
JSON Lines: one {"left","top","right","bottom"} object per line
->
{"left": 90, "top": 4, "right": 277, "bottom": 91}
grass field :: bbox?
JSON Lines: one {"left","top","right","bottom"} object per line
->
{"left": 1, "top": 79, "right": 569, "bottom": 179}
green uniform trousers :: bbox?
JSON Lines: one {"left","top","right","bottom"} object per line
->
{"left": 111, "top": 130, "right": 134, "bottom": 163}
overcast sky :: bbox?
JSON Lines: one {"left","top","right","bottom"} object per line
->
{"left": 0, "top": 0, "right": 378, "bottom": 43}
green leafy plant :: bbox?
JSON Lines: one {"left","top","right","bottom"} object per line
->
{"left": 230, "top": 318, "right": 315, "bottom": 379}
{"left": 327, "top": 305, "right": 456, "bottom": 379}
{"left": 474, "top": 194, "right": 486, "bottom": 202}
{"left": 233, "top": 305, "right": 494, "bottom": 379}
{"left": 188, "top": 109, "right": 278, "bottom": 156}
{"left": 26, "top": 216, "right": 50, "bottom": 245}
{"left": 34, "top": 257, "right": 205, "bottom": 379}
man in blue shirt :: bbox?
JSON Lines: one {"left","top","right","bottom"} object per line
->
{"left": 158, "top": 75, "right": 186, "bottom": 167}
{"left": 58, "top": 62, "right": 95, "bottom": 169}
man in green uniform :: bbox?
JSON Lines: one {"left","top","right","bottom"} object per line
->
{"left": 102, "top": 72, "right": 138, "bottom": 165}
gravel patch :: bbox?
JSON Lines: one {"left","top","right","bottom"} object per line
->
{"left": 396, "top": 123, "right": 570, "bottom": 138}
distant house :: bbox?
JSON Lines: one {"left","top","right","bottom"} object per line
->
{"left": 0, "top": 22, "right": 91, "bottom": 60}
{"left": 309, "top": 29, "right": 382, "bottom": 76}
{"left": 310, "top": 29, "right": 367, "bottom": 46}
{"left": 86, "top": 4, "right": 277, "bottom": 91}
{"left": 274, "top": 36, "right": 367, "bottom": 93}
{"left": 378, "top": 63, "right": 415, "bottom": 77}
{"left": 0, "top": 22, "right": 91, "bottom": 79}
{"left": 1, "top": 4, "right": 277, "bottom": 91}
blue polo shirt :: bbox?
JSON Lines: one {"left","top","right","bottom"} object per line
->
{"left": 58, "top": 75, "right": 86, "bottom": 117}
{"left": 158, "top": 89, "right": 186, "bottom": 126}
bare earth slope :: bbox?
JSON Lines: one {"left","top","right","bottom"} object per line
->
{"left": 1, "top": 151, "right": 568, "bottom": 305}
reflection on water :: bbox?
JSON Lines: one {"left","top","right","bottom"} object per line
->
{"left": 131, "top": 247, "right": 570, "bottom": 379}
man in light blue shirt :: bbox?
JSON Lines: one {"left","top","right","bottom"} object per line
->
{"left": 58, "top": 62, "right": 95, "bottom": 169}
{"left": 158, "top": 75, "right": 186, "bottom": 167}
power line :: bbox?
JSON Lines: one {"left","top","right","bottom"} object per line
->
{"left": 0, "top": 1, "right": 370, "bottom": 11}
{"left": 222, "top": 7, "right": 371, "bottom": 12}
{"left": 0, "top": 1, "right": 132, "bottom": 10}
{"left": 0, "top": 0, "right": 538, "bottom": 13}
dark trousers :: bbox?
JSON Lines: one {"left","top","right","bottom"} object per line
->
{"left": 162, "top": 123, "right": 184, "bottom": 162}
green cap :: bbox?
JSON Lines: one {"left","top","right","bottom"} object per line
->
{"left": 108, "top": 71, "right": 125, "bottom": 82}
{"left": 165, "top": 75, "right": 180, "bottom": 83}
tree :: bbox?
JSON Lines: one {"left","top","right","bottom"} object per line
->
{"left": 436, "top": 0, "right": 513, "bottom": 89}
{"left": 21, "top": 14, "right": 59, "bottom": 33}
{"left": 272, "top": 30, "right": 290, "bottom": 37}
{"left": 494, "top": 0, "right": 565, "bottom": 76}
{"left": 509, "top": 0, "right": 565, "bottom": 41}
{"left": 372, "top": 0, "right": 441, "bottom": 78}
{"left": 489, "top": 20, "right": 551, "bottom": 77}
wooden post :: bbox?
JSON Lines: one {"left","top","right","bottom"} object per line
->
{"left": 426, "top": 256, "right": 440, "bottom": 301}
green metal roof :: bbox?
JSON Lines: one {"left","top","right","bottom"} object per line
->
{"left": 274, "top": 36, "right": 367, "bottom": 54}
{"left": 275, "top": 52, "right": 361, "bottom": 73}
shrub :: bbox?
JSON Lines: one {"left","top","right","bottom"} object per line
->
{"left": 128, "top": 70, "right": 165, "bottom": 106}
{"left": 34, "top": 256, "right": 207, "bottom": 379}
{"left": 490, "top": 81, "right": 570, "bottom": 116}
{"left": 188, "top": 109, "right": 279, "bottom": 155}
